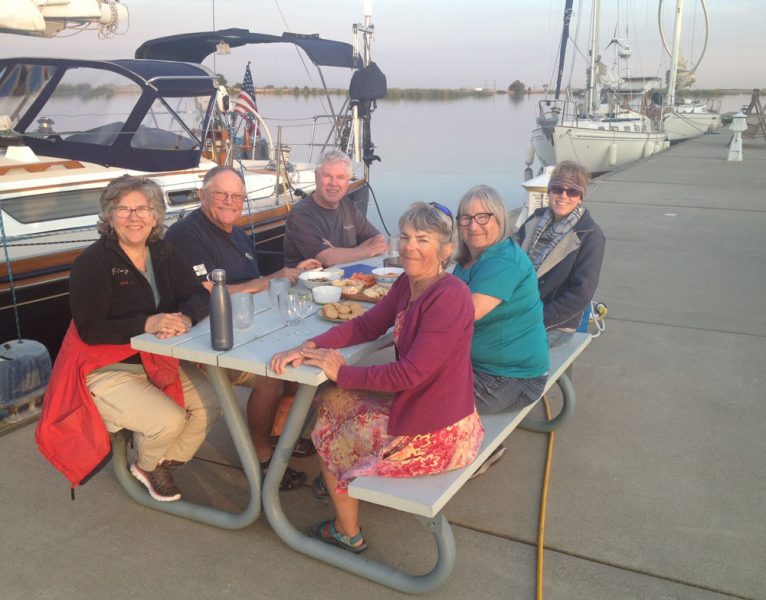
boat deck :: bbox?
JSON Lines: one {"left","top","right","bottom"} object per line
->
{"left": 2, "top": 129, "right": 765, "bottom": 599}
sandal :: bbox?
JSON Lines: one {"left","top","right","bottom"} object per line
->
{"left": 309, "top": 518, "right": 368, "bottom": 554}
{"left": 260, "top": 461, "right": 307, "bottom": 491}
{"left": 271, "top": 436, "right": 316, "bottom": 458}
{"left": 312, "top": 474, "right": 328, "bottom": 499}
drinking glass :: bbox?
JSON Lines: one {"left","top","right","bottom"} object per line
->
{"left": 268, "top": 277, "right": 290, "bottom": 311}
{"left": 231, "top": 292, "right": 254, "bottom": 330}
{"left": 387, "top": 234, "right": 399, "bottom": 257}
{"left": 279, "top": 289, "right": 302, "bottom": 332}
{"left": 295, "top": 289, "right": 314, "bottom": 335}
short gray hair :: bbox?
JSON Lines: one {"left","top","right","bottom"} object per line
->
{"left": 315, "top": 149, "right": 352, "bottom": 177}
{"left": 201, "top": 165, "right": 245, "bottom": 189}
{"left": 97, "top": 175, "right": 166, "bottom": 242}
{"left": 455, "top": 185, "right": 511, "bottom": 265}
{"left": 398, "top": 202, "right": 456, "bottom": 265}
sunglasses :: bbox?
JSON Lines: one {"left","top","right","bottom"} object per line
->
{"left": 549, "top": 186, "right": 582, "bottom": 198}
{"left": 429, "top": 202, "right": 455, "bottom": 231}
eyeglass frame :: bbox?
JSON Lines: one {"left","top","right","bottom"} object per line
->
{"left": 457, "top": 212, "right": 494, "bottom": 227}
{"left": 112, "top": 205, "right": 154, "bottom": 219}
{"left": 206, "top": 189, "right": 246, "bottom": 204}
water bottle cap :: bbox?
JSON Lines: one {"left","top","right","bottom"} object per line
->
{"left": 209, "top": 269, "right": 227, "bottom": 284}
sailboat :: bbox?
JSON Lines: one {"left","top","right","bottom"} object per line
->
{"left": 530, "top": 0, "right": 667, "bottom": 176}
{"left": 0, "top": 9, "right": 386, "bottom": 357}
{"left": 659, "top": 0, "right": 721, "bottom": 143}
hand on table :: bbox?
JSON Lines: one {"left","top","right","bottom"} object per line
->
{"left": 300, "top": 347, "right": 346, "bottom": 382}
{"left": 270, "top": 341, "right": 317, "bottom": 374}
{"left": 145, "top": 312, "right": 192, "bottom": 339}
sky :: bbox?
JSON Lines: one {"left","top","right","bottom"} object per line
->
{"left": 1, "top": 0, "right": 762, "bottom": 90}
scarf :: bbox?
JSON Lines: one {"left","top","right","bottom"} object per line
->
{"left": 527, "top": 203, "right": 585, "bottom": 271}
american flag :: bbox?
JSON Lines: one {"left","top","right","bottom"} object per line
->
{"left": 234, "top": 62, "right": 260, "bottom": 139}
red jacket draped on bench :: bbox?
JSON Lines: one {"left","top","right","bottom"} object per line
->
{"left": 35, "top": 321, "right": 184, "bottom": 488}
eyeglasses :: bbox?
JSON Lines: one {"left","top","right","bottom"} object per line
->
{"left": 113, "top": 205, "right": 153, "bottom": 219}
{"left": 457, "top": 212, "right": 494, "bottom": 227}
{"left": 208, "top": 190, "right": 246, "bottom": 203}
{"left": 549, "top": 186, "right": 582, "bottom": 198}
{"left": 429, "top": 202, "right": 454, "bottom": 232}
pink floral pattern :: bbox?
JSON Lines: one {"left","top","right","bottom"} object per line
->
{"left": 311, "top": 387, "right": 484, "bottom": 495}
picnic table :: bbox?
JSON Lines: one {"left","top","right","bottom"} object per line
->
{"left": 125, "top": 263, "right": 593, "bottom": 593}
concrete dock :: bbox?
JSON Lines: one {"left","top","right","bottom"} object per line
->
{"left": 2, "top": 129, "right": 765, "bottom": 599}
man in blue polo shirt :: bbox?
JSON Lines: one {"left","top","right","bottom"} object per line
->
{"left": 166, "top": 166, "right": 319, "bottom": 490}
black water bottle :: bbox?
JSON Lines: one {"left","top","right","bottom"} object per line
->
{"left": 209, "top": 269, "right": 233, "bottom": 350}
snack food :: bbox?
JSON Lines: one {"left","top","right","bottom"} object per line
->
{"left": 350, "top": 273, "right": 376, "bottom": 288}
{"left": 320, "top": 301, "right": 367, "bottom": 322}
{"left": 331, "top": 278, "right": 364, "bottom": 295}
{"left": 362, "top": 284, "right": 389, "bottom": 300}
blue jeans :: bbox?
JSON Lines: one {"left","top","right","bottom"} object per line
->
{"left": 473, "top": 370, "right": 547, "bottom": 416}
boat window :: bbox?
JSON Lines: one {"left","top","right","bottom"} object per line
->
{"left": 16, "top": 68, "right": 142, "bottom": 144}
{"left": 167, "top": 189, "right": 199, "bottom": 206}
{"left": 131, "top": 98, "right": 199, "bottom": 152}
{"left": 0, "top": 188, "right": 101, "bottom": 224}
{"left": 0, "top": 64, "right": 56, "bottom": 129}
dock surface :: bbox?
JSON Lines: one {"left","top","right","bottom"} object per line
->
{"left": 2, "top": 129, "right": 765, "bottom": 599}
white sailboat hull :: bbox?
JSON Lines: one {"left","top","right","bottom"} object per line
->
{"left": 663, "top": 108, "right": 722, "bottom": 142}
{"left": 533, "top": 122, "right": 667, "bottom": 175}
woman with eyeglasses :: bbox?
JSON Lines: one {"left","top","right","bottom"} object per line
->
{"left": 270, "top": 202, "right": 483, "bottom": 553}
{"left": 517, "top": 160, "right": 606, "bottom": 331}
{"left": 452, "top": 185, "right": 549, "bottom": 473}
{"left": 37, "top": 175, "right": 219, "bottom": 502}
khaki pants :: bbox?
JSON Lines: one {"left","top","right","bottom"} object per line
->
{"left": 86, "top": 362, "right": 220, "bottom": 471}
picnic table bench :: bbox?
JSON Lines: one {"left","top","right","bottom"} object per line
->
{"left": 346, "top": 331, "right": 592, "bottom": 593}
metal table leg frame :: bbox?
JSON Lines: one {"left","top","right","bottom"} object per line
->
{"left": 520, "top": 373, "right": 576, "bottom": 433}
{"left": 264, "top": 384, "right": 457, "bottom": 593}
{"left": 112, "top": 365, "right": 261, "bottom": 529}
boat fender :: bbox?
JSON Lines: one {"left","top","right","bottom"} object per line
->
{"left": 643, "top": 140, "right": 654, "bottom": 158}
{"left": 525, "top": 143, "right": 535, "bottom": 166}
{"left": 0, "top": 339, "right": 51, "bottom": 409}
{"left": 524, "top": 167, "right": 534, "bottom": 182}
{"left": 609, "top": 142, "right": 618, "bottom": 166}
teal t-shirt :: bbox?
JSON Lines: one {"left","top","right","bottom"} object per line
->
{"left": 453, "top": 238, "right": 549, "bottom": 378}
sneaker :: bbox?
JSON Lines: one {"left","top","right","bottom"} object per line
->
{"left": 159, "top": 459, "right": 186, "bottom": 470}
{"left": 130, "top": 462, "right": 182, "bottom": 502}
{"left": 469, "top": 445, "right": 507, "bottom": 480}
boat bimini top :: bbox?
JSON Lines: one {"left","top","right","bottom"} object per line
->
{"left": 135, "top": 28, "right": 362, "bottom": 69}
{"left": 0, "top": 58, "right": 218, "bottom": 172}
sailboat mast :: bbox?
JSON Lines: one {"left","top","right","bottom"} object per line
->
{"left": 666, "top": 0, "right": 684, "bottom": 107}
{"left": 554, "top": 0, "right": 575, "bottom": 99}
{"left": 587, "top": 0, "right": 601, "bottom": 113}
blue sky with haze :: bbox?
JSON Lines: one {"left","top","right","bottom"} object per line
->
{"left": 2, "top": 0, "right": 761, "bottom": 90}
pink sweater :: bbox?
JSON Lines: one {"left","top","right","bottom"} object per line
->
{"left": 311, "top": 274, "right": 475, "bottom": 436}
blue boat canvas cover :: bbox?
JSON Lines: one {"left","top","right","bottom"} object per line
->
{"left": 0, "top": 58, "right": 218, "bottom": 172}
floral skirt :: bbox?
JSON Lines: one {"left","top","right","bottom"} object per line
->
{"left": 311, "top": 386, "right": 484, "bottom": 494}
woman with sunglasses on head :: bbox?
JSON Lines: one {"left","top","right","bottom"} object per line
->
{"left": 517, "top": 160, "right": 606, "bottom": 332}
{"left": 270, "top": 202, "right": 483, "bottom": 553}
{"left": 453, "top": 185, "right": 549, "bottom": 474}
{"left": 37, "top": 175, "right": 219, "bottom": 502}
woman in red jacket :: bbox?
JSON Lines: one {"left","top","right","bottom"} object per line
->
{"left": 271, "top": 202, "right": 484, "bottom": 553}
{"left": 37, "top": 176, "right": 218, "bottom": 502}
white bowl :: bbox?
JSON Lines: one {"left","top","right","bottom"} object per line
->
{"left": 299, "top": 271, "right": 336, "bottom": 289}
{"left": 372, "top": 267, "right": 404, "bottom": 287}
{"left": 312, "top": 285, "right": 342, "bottom": 304}
{"left": 322, "top": 268, "right": 345, "bottom": 280}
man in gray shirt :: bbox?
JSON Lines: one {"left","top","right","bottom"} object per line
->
{"left": 283, "top": 150, "right": 387, "bottom": 267}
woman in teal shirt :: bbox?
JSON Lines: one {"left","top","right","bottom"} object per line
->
{"left": 453, "top": 184, "right": 549, "bottom": 421}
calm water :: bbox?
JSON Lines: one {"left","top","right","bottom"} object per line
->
{"left": 257, "top": 93, "right": 540, "bottom": 235}
{"left": 256, "top": 92, "right": 751, "bottom": 235}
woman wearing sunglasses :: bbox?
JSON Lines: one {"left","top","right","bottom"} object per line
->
{"left": 453, "top": 186, "right": 549, "bottom": 474}
{"left": 517, "top": 160, "right": 606, "bottom": 331}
